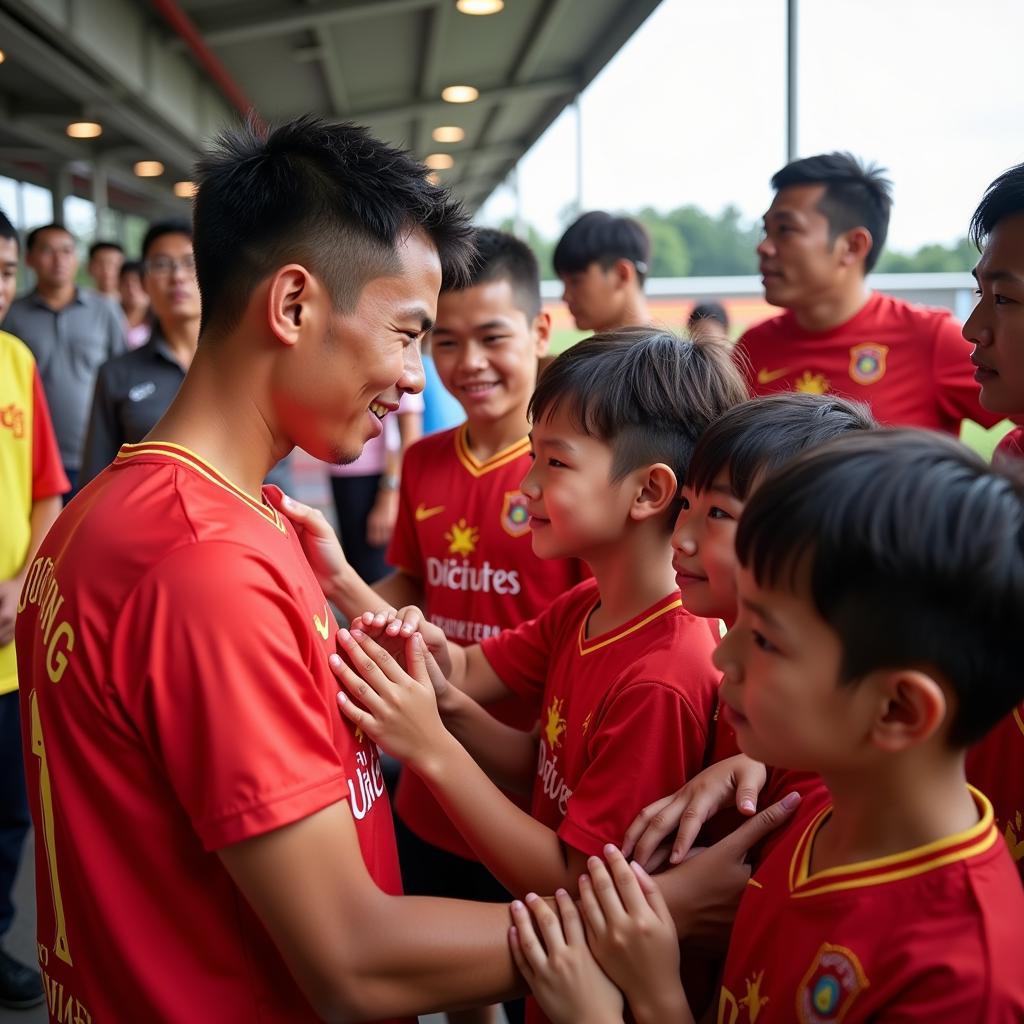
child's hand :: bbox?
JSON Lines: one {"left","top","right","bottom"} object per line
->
{"left": 266, "top": 488, "right": 352, "bottom": 597}
{"left": 579, "top": 847, "right": 691, "bottom": 1024}
{"left": 509, "top": 890, "right": 624, "bottom": 1024}
{"left": 622, "top": 754, "right": 768, "bottom": 869}
{"left": 329, "top": 628, "right": 449, "bottom": 769}
{"left": 350, "top": 606, "right": 453, "bottom": 679}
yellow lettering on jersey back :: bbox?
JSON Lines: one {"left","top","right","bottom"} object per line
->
{"left": 19, "top": 556, "right": 76, "bottom": 683}
{"left": 30, "top": 691, "right": 72, "bottom": 966}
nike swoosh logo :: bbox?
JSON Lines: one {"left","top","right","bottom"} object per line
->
{"left": 757, "top": 367, "right": 791, "bottom": 385}
{"left": 313, "top": 603, "right": 330, "bottom": 640}
{"left": 415, "top": 503, "right": 445, "bottom": 522}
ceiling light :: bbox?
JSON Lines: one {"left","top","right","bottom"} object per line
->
{"left": 441, "top": 85, "right": 479, "bottom": 104}
{"left": 0, "top": 50, "right": 6, "bottom": 64}
{"left": 174, "top": 181, "right": 196, "bottom": 199}
{"left": 425, "top": 153, "right": 455, "bottom": 170}
{"left": 432, "top": 125, "right": 465, "bottom": 143}
{"left": 66, "top": 121, "right": 102, "bottom": 139}
{"left": 134, "top": 160, "right": 165, "bottom": 177}
{"left": 456, "top": 0, "right": 504, "bottom": 13}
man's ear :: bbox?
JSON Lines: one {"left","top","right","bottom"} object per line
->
{"left": 531, "top": 310, "right": 552, "bottom": 358}
{"left": 630, "top": 463, "right": 678, "bottom": 522}
{"left": 612, "top": 257, "right": 635, "bottom": 289}
{"left": 266, "top": 264, "right": 318, "bottom": 347}
{"left": 869, "top": 669, "right": 948, "bottom": 753}
{"left": 839, "top": 226, "right": 873, "bottom": 269}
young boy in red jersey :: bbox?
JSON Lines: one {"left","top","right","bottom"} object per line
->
{"left": 624, "top": 393, "right": 876, "bottom": 869}
{"left": 736, "top": 152, "right": 998, "bottom": 434}
{"left": 962, "top": 162, "right": 1024, "bottom": 876}
{"left": 328, "top": 330, "right": 748, "bottom": 1020}
{"left": 278, "top": 226, "right": 581, "bottom": 1024}
{"left": 513, "top": 430, "right": 1024, "bottom": 1023}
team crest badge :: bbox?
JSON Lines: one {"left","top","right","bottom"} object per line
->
{"left": 848, "top": 343, "right": 888, "bottom": 386}
{"left": 501, "top": 490, "right": 531, "bottom": 538}
{"left": 796, "top": 943, "right": 868, "bottom": 1023}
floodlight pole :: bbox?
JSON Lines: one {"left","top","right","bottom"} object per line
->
{"left": 786, "top": 0, "right": 798, "bottom": 161}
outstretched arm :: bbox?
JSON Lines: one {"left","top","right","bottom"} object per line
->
{"left": 332, "top": 628, "right": 589, "bottom": 897}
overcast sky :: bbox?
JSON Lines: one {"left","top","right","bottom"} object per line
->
{"left": 479, "top": 0, "right": 1024, "bottom": 254}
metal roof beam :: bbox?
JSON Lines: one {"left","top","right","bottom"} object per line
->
{"left": 350, "top": 76, "right": 578, "bottom": 126}
{"left": 191, "top": 0, "right": 438, "bottom": 49}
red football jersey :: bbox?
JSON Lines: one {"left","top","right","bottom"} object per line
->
{"left": 388, "top": 425, "right": 584, "bottom": 857}
{"left": 15, "top": 442, "right": 408, "bottom": 1024}
{"left": 735, "top": 292, "right": 999, "bottom": 432}
{"left": 719, "top": 786, "right": 1024, "bottom": 1023}
{"left": 481, "top": 579, "right": 719, "bottom": 857}
{"left": 967, "top": 703, "right": 1024, "bottom": 881}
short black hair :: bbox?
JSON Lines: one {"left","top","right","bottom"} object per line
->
{"left": 688, "top": 301, "right": 728, "bottom": 331}
{"left": 26, "top": 224, "right": 73, "bottom": 252}
{"left": 89, "top": 240, "right": 123, "bottom": 260}
{"left": 688, "top": 393, "right": 876, "bottom": 500}
{"left": 771, "top": 152, "right": 892, "bottom": 272}
{"left": 120, "top": 259, "right": 144, "bottom": 281}
{"left": 737, "top": 430, "right": 1024, "bottom": 747}
{"left": 141, "top": 219, "right": 193, "bottom": 262}
{"left": 553, "top": 211, "right": 650, "bottom": 284}
{"left": 0, "top": 211, "right": 18, "bottom": 250}
{"left": 970, "top": 162, "right": 1024, "bottom": 249}
{"left": 529, "top": 329, "right": 747, "bottom": 516}
{"left": 192, "top": 115, "right": 475, "bottom": 335}
{"left": 443, "top": 227, "right": 541, "bottom": 319}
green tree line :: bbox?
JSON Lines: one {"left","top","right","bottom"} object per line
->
{"left": 504, "top": 206, "right": 976, "bottom": 280}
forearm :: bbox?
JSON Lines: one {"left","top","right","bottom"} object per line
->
{"left": 441, "top": 686, "right": 536, "bottom": 794}
{"left": 629, "top": 986, "right": 694, "bottom": 1024}
{"left": 20, "top": 497, "right": 61, "bottom": 580}
{"left": 336, "top": 894, "right": 522, "bottom": 1019}
{"left": 324, "top": 566, "right": 420, "bottom": 621}
{"left": 417, "top": 736, "right": 577, "bottom": 898}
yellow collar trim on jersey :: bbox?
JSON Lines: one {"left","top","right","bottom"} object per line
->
{"left": 454, "top": 424, "right": 531, "bottom": 478}
{"left": 577, "top": 593, "right": 682, "bottom": 657}
{"left": 788, "top": 786, "right": 997, "bottom": 898}
{"left": 116, "top": 441, "right": 285, "bottom": 533}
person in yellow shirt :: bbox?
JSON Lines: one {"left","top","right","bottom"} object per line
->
{"left": 0, "top": 209, "right": 68, "bottom": 1008}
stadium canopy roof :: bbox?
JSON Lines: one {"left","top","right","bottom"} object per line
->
{"left": 0, "top": 0, "right": 663, "bottom": 218}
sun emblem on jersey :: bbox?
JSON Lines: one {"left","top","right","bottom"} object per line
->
{"left": 848, "top": 343, "right": 888, "bottom": 386}
{"left": 445, "top": 518, "right": 480, "bottom": 556}
{"left": 544, "top": 698, "right": 568, "bottom": 750}
{"left": 793, "top": 370, "right": 830, "bottom": 395}
{"left": 1005, "top": 809, "right": 1024, "bottom": 863}
{"left": 739, "top": 970, "right": 770, "bottom": 1021}
{"left": 797, "top": 943, "right": 868, "bottom": 1023}
{"left": 500, "top": 490, "right": 532, "bottom": 538}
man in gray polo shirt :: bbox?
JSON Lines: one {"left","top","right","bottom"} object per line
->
{"left": 5, "top": 223, "right": 124, "bottom": 494}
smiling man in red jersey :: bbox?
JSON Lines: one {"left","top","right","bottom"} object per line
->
{"left": 736, "top": 152, "right": 999, "bottom": 434}
{"left": 12, "top": 116, "right": 546, "bottom": 1023}
{"left": 961, "top": 162, "right": 1024, "bottom": 878}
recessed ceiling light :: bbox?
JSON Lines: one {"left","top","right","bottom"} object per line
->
{"left": 456, "top": 0, "right": 504, "bottom": 13}
{"left": 66, "top": 121, "right": 103, "bottom": 139}
{"left": 432, "top": 126, "right": 465, "bottom": 143}
{"left": 425, "top": 153, "right": 455, "bottom": 170}
{"left": 173, "top": 181, "right": 196, "bottom": 198}
{"left": 134, "top": 160, "right": 165, "bottom": 177}
{"left": 441, "top": 85, "right": 479, "bottom": 104}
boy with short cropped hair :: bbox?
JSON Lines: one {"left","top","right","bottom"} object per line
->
{"left": 553, "top": 212, "right": 652, "bottom": 332}
{"left": 514, "top": 430, "right": 1024, "bottom": 1023}
{"left": 329, "top": 330, "right": 747, "bottom": 1019}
